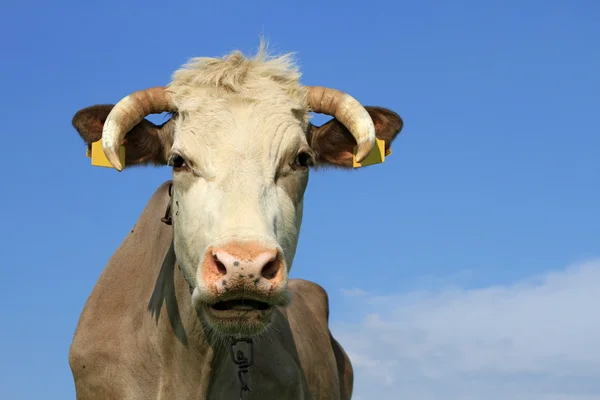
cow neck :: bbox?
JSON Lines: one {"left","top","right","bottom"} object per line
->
{"left": 160, "top": 182, "right": 256, "bottom": 399}
{"left": 159, "top": 182, "right": 194, "bottom": 293}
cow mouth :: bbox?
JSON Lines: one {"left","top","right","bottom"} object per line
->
{"left": 210, "top": 299, "right": 271, "bottom": 312}
{"left": 203, "top": 297, "right": 280, "bottom": 336}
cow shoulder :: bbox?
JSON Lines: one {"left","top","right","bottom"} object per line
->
{"left": 69, "top": 181, "right": 174, "bottom": 398}
{"left": 287, "top": 279, "right": 353, "bottom": 399}
{"left": 288, "top": 278, "right": 330, "bottom": 322}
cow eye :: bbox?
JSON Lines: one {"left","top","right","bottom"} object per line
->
{"left": 168, "top": 155, "right": 188, "bottom": 171}
{"left": 293, "top": 151, "right": 314, "bottom": 169}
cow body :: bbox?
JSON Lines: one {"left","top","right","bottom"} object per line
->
{"left": 69, "top": 181, "right": 352, "bottom": 399}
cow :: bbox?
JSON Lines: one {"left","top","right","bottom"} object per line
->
{"left": 69, "top": 44, "right": 403, "bottom": 399}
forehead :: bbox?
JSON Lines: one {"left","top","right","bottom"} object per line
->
{"left": 166, "top": 50, "right": 310, "bottom": 153}
{"left": 172, "top": 96, "right": 308, "bottom": 158}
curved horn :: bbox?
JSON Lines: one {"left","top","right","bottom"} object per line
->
{"left": 102, "top": 86, "right": 177, "bottom": 171}
{"left": 306, "top": 86, "right": 376, "bottom": 162}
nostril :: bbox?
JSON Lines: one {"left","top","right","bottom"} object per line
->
{"left": 261, "top": 260, "right": 280, "bottom": 280}
{"left": 208, "top": 247, "right": 283, "bottom": 282}
{"left": 213, "top": 254, "right": 227, "bottom": 276}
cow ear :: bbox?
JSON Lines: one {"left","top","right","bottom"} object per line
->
{"left": 72, "top": 105, "right": 173, "bottom": 167}
{"left": 308, "top": 106, "right": 403, "bottom": 168}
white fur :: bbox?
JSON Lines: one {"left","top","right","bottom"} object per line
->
{"left": 165, "top": 45, "right": 311, "bottom": 303}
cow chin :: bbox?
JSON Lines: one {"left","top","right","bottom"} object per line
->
{"left": 192, "top": 288, "right": 291, "bottom": 337}
{"left": 202, "top": 305, "right": 276, "bottom": 336}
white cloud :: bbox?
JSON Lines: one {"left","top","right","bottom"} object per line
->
{"left": 332, "top": 259, "right": 600, "bottom": 400}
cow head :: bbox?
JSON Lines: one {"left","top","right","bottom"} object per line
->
{"left": 72, "top": 48, "right": 403, "bottom": 337}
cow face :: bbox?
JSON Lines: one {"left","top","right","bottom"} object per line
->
{"left": 166, "top": 85, "right": 311, "bottom": 337}
{"left": 72, "top": 48, "right": 403, "bottom": 337}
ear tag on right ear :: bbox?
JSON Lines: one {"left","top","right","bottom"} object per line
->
{"left": 88, "top": 140, "right": 126, "bottom": 169}
{"left": 352, "top": 138, "right": 388, "bottom": 168}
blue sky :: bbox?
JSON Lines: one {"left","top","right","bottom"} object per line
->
{"left": 1, "top": 0, "right": 598, "bottom": 398}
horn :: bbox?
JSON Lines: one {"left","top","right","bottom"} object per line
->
{"left": 306, "top": 86, "right": 376, "bottom": 162}
{"left": 102, "top": 86, "right": 177, "bottom": 171}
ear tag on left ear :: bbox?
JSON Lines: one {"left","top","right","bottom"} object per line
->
{"left": 87, "top": 140, "right": 126, "bottom": 169}
{"left": 352, "top": 138, "right": 389, "bottom": 168}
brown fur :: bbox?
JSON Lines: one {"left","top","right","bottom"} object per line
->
{"left": 72, "top": 105, "right": 174, "bottom": 166}
{"left": 309, "top": 106, "right": 404, "bottom": 167}
{"left": 69, "top": 182, "right": 353, "bottom": 399}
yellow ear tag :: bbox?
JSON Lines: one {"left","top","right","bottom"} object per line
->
{"left": 352, "top": 138, "right": 389, "bottom": 168}
{"left": 86, "top": 140, "right": 126, "bottom": 169}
